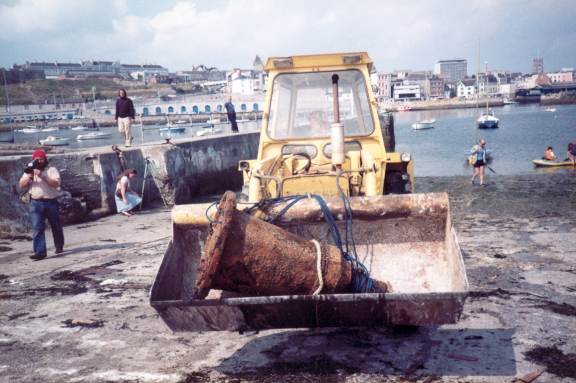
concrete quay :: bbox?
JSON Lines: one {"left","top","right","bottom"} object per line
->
{"left": 0, "top": 173, "right": 575, "bottom": 382}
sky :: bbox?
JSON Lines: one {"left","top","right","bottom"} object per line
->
{"left": 1, "top": 0, "right": 575, "bottom": 74}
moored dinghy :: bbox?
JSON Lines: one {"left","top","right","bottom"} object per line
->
{"left": 76, "top": 131, "right": 112, "bottom": 140}
{"left": 412, "top": 118, "right": 436, "bottom": 130}
{"left": 40, "top": 136, "right": 70, "bottom": 146}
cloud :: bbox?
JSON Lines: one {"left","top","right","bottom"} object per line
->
{"left": 0, "top": 0, "right": 575, "bottom": 73}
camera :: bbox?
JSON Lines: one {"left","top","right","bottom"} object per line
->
{"left": 24, "top": 159, "right": 40, "bottom": 174}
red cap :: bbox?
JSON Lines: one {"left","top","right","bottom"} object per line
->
{"left": 32, "top": 149, "right": 47, "bottom": 160}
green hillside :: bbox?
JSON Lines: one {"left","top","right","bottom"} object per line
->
{"left": 0, "top": 79, "right": 179, "bottom": 106}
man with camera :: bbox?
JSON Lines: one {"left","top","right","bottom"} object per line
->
{"left": 18, "top": 149, "right": 64, "bottom": 261}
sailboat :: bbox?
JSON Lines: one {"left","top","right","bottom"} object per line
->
{"left": 477, "top": 109, "right": 499, "bottom": 129}
{"left": 477, "top": 61, "right": 499, "bottom": 129}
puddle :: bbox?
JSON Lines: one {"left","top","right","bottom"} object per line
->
{"left": 51, "top": 270, "right": 93, "bottom": 282}
{"left": 524, "top": 346, "right": 576, "bottom": 378}
{"left": 0, "top": 246, "right": 13, "bottom": 252}
{"left": 534, "top": 301, "right": 576, "bottom": 316}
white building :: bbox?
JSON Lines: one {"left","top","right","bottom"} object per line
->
{"left": 499, "top": 83, "right": 516, "bottom": 98}
{"left": 393, "top": 83, "right": 422, "bottom": 101}
{"left": 457, "top": 78, "right": 476, "bottom": 99}
{"left": 229, "top": 70, "right": 256, "bottom": 96}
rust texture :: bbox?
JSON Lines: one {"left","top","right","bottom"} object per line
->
{"left": 195, "top": 192, "right": 353, "bottom": 297}
{"left": 259, "top": 193, "right": 449, "bottom": 224}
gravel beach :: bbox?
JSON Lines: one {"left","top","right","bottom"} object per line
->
{"left": 1, "top": 172, "right": 575, "bottom": 383}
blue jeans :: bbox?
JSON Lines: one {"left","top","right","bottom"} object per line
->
{"left": 30, "top": 199, "right": 64, "bottom": 256}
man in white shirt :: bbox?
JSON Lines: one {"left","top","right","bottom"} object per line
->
{"left": 18, "top": 149, "right": 64, "bottom": 260}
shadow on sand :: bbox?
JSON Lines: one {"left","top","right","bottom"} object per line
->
{"left": 215, "top": 327, "right": 516, "bottom": 380}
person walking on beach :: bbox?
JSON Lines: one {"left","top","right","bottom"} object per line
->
{"left": 471, "top": 138, "right": 488, "bottom": 186}
{"left": 115, "top": 168, "right": 142, "bottom": 216}
{"left": 224, "top": 96, "right": 239, "bottom": 133}
{"left": 115, "top": 89, "right": 135, "bottom": 147}
{"left": 18, "top": 149, "right": 64, "bottom": 260}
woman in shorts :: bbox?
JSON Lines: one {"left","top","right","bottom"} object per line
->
{"left": 471, "top": 139, "right": 487, "bottom": 186}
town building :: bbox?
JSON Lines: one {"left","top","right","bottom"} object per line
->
{"left": 376, "top": 73, "right": 394, "bottom": 101}
{"left": 393, "top": 83, "right": 422, "bottom": 101}
{"left": 434, "top": 59, "right": 467, "bottom": 84}
{"left": 532, "top": 58, "right": 544, "bottom": 74}
{"left": 547, "top": 70, "right": 574, "bottom": 83}
{"left": 477, "top": 74, "right": 500, "bottom": 96}
{"left": 424, "top": 75, "right": 445, "bottom": 99}
{"left": 0, "top": 66, "right": 45, "bottom": 84}
{"left": 456, "top": 78, "right": 476, "bottom": 99}
{"left": 21, "top": 61, "right": 169, "bottom": 80}
{"left": 227, "top": 56, "right": 266, "bottom": 96}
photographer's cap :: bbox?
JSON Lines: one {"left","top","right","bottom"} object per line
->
{"left": 32, "top": 149, "right": 47, "bottom": 160}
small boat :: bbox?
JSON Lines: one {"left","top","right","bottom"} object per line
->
{"left": 397, "top": 105, "right": 412, "bottom": 112}
{"left": 173, "top": 119, "right": 193, "bottom": 126}
{"left": 532, "top": 159, "right": 574, "bottom": 167}
{"left": 503, "top": 99, "right": 517, "bottom": 105}
{"left": 40, "top": 136, "right": 70, "bottom": 146}
{"left": 76, "top": 131, "right": 112, "bottom": 140}
{"left": 71, "top": 126, "right": 90, "bottom": 131}
{"left": 197, "top": 126, "right": 223, "bottom": 137}
{"left": 477, "top": 112, "right": 499, "bottom": 129}
{"left": 21, "top": 126, "right": 42, "bottom": 134}
{"left": 42, "top": 127, "right": 59, "bottom": 132}
{"left": 412, "top": 119, "right": 436, "bottom": 130}
{"left": 544, "top": 107, "right": 556, "bottom": 113}
{"left": 159, "top": 125, "right": 186, "bottom": 134}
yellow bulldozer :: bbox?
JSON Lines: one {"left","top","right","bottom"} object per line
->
{"left": 150, "top": 52, "right": 468, "bottom": 331}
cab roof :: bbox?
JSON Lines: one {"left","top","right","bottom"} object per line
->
{"left": 264, "top": 52, "right": 373, "bottom": 72}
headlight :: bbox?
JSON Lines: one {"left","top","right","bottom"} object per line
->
{"left": 401, "top": 152, "right": 411, "bottom": 162}
{"left": 238, "top": 161, "right": 250, "bottom": 171}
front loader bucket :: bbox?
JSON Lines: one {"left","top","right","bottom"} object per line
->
{"left": 150, "top": 192, "right": 468, "bottom": 331}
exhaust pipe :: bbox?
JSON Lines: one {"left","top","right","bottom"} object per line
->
{"left": 331, "top": 74, "right": 345, "bottom": 167}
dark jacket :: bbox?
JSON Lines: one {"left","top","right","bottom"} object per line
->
{"left": 224, "top": 102, "right": 235, "bottom": 114}
{"left": 115, "top": 97, "right": 135, "bottom": 119}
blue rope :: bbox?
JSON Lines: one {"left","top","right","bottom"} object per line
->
{"left": 262, "top": 193, "right": 377, "bottom": 294}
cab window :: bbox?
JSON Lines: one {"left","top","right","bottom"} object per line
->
{"left": 267, "top": 70, "right": 374, "bottom": 139}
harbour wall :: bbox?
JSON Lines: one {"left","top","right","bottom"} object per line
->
{"left": 0, "top": 132, "right": 260, "bottom": 238}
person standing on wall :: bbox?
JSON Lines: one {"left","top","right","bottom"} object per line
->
{"left": 224, "top": 96, "right": 239, "bottom": 133}
{"left": 115, "top": 89, "right": 135, "bottom": 147}
{"left": 18, "top": 149, "right": 64, "bottom": 261}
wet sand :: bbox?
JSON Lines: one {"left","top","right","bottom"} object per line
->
{"left": 1, "top": 173, "right": 575, "bottom": 382}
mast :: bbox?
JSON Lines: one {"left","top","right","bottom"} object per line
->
{"left": 476, "top": 39, "right": 480, "bottom": 111}
{"left": 485, "top": 61, "right": 489, "bottom": 113}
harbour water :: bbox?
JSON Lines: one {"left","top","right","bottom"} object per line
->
{"left": 1, "top": 120, "right": 260, "bottom": 150}
{"left": 1, "top": 104, "right": 575, "bottom": 177}
{"left": 395, "top": 103, "right": 576, "bottom": 176}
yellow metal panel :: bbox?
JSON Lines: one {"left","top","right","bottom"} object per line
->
{"left": 265, "top": 52, "right": 372, "bottom": 71}
{"left": 282, "top": 175, "right": 349, "bottom": 198}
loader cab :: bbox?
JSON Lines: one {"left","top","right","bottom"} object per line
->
{"left": 240, "top": 52, "right": 414, "bottom": 202}
{"left": 266, "top": 69, "right": 375, "bottom": 140}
